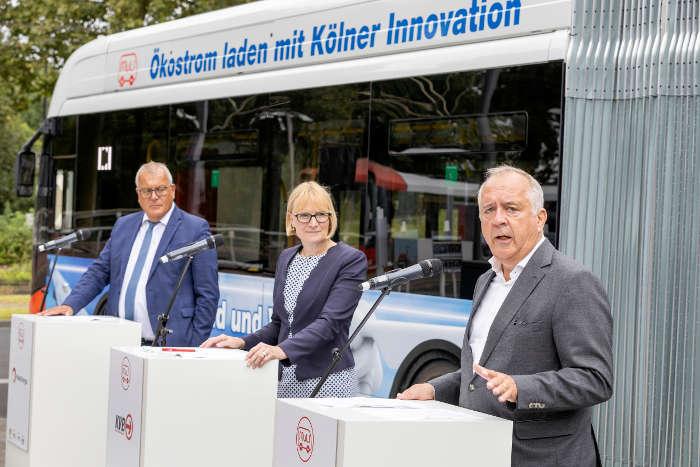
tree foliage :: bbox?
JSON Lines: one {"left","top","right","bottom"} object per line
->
{"left": 0, "top": 0, "right": 253, "bottom": 111}
{"left": 0, "top": 208, "right": 33, "bottom": 265}
{"left": 0, "top": 94, "right": 34, "bottom": 211}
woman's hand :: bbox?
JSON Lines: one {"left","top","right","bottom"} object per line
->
{"left": 200, "top": 334, "right": 245, "bottom": 349}
{"left": 246, "top": 343, "right": 287, "bottom": 369}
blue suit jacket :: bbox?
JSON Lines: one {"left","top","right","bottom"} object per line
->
{"left": 242, "top": 242, "right": 367, "bottom": 380}
{"left": 63, "top": 205, "right": 219, "bottom": 346}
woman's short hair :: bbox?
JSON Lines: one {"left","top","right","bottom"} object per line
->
{"left": 286, "top": 181, "right": 338, "bottom": 239}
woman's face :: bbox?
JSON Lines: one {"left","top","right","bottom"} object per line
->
{"left": 289, "top": 199, "right": 331, "bottom": 248}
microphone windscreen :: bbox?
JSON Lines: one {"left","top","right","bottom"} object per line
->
{"left": 421, "top": 258, "right": 442, "bottom": 276}
{"left": 431, "top": 258, "right": 443, "bottom": 275}
{"left": 76, "top": 229, "right": 88, "bottom": 241}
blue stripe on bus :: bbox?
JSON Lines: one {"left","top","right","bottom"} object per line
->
{"left": 48, "top": 255, "right": 471, "bottom": 397}
{"left": 49, "top": 256, "right": 471, "bottom": 327}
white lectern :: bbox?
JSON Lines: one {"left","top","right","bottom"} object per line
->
{"left": 5, "top": 314, "right": 142, "bottom": 467}
{"left": 274, "top": 397, "right": 512, "bottom": 467}
{"left": 106, "top": 346, "right": 278, "bottom": 467}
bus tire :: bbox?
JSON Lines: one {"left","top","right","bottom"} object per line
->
{"left": 389, "top": 340, "right": 460, "bottom": 398}
{"left": 93, "top": 293, "right": 109, "bottom": 316}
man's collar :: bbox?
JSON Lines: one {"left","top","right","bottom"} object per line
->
{"left": 142, "top": 203, "right": 175, "bottom": 227}
{"left": 488, "top": 236, "right": 546, "bottom": 277}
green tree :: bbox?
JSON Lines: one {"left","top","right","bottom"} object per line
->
{"left": 0, "top": 0, "right": 253, "bottom": 112}
{"left": 0, "top": 208, "right": 33, "bottom": 265}
{"left": 0, "top": 94, "right": 34, "bottom": 211}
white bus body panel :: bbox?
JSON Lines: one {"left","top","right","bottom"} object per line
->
{"left": 48, "top": 0, "right": 571, "bottom": 117}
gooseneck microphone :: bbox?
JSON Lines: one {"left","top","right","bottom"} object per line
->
{"left": 37, "top": 229, "right": 88, "bottom": 252}
{"left": 359, "top": 258, "right": 443, "bottom": 291}
{"left": 159, "top": 234, "right": 223, "bottom": 263}
{"left": 313, "top": 258, "right": 444, "bottom": 397}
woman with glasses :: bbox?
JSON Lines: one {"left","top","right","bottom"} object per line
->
{"left": 202, "top": 181, "right": 367, "bottom": 397}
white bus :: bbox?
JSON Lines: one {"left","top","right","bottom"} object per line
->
{"left": 17, "top": 0, "right": 570, "bottom": 397}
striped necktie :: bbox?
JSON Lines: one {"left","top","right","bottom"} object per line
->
{"left": 124, "top": 221, "right": 157, "bottom": 321}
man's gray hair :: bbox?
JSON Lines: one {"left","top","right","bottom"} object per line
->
{"left": 477, "top": 165, "right": 544, "bottom": 214}
{"left": 134, "top": 162, "right": 173, "bottom": 186}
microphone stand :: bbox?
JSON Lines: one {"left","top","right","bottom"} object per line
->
{"left": 310, "top": 280, "right": 404, "bottom": 398}
{"left": 152, "top": 255, "right": 194, "bottom": 347}
{"left": 39, "top": 247, "right": 63, "bottom": 312}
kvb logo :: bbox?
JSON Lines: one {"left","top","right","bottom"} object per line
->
{"left": 115, "top": 413, "right": 134, "bottom": 440}
{"left": 120, "top": 356, "right": 131, "bottom": 390}
{"left": 118, "top": 52, "right": 137, "bottom": 87}
{"left": 11, "top": 367, "right": 27, "bottom": 385}
{"left": 296, "top": 416, "right": 314, "bottom": 463}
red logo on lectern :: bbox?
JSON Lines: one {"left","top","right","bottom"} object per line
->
{"left": 296, "top": 416, "right": 314, "bottom": 463}
{"left": 115, "top": 413, "right": 134, "bottom": 440}
{"left": 120, "top": 356, "right": 131, "bottom": 390}
{"left": 125, "top": 414, "right": 133, "bottom": 440}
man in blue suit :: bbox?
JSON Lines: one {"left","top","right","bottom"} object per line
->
{"left": 41, "top": 162, "right": 219, "bottom": 347}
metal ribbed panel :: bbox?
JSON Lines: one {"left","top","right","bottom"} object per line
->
{"left": 563, "top": 1, "right": 700, "bottom": 466}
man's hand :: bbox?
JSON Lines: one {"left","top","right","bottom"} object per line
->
{"left": 473, "top": 363, "right": 518, "bottom": 403}
{"left": 396, "top": 383, "right": 435, "bottom": 400}
{"left": 200, "top": 334, "right": 245, "bottom": 349}
{"left": 38, "top": 305, "right": 74, "bottom": 316}
{"left": 245, "top": 343, "right": 287, "bottom": 369}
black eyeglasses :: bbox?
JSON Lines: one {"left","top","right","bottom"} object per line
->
{"left": 293, "top": 212, "right": 331, "bottom": 224}
{"left": 136, "top": 185, "right": 171, "bottom": 198}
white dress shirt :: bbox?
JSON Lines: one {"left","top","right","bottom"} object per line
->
{"left": 118, "top": 203, "right": 175, "bottom": 339}
{"left": 469, "top": 236, "right": 546, "bottom": 369}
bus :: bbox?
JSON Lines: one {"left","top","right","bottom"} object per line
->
{"left": 15, "top": 0, "right": 569, "bottom": 397}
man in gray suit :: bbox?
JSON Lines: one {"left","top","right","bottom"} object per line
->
{"left": 398, "top": 166, "right": 613, "bottom": 466}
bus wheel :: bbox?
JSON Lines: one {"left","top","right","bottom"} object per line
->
{"left": 390, "top": 343, "right": 460, "bottom": 398}
{"left": 93, "top": 294, "right": 108, "bottom": 315}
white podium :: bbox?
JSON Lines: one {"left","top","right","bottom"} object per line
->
{"left": 106, "top": 346, "right": 278, "bottom": 467}
{"left": 274, "top": 397, "right": 512, "bottom": 467}
{"left": 5, "top": 314, "right": 142, "bottom": 467}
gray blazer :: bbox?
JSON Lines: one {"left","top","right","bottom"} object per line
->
{"left": 431, "top": 240, "right": 613, "bottom": 467}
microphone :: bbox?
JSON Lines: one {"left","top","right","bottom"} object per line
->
{"left": 359, "top": 258, "right": 443, "bottom": 291}
{"left": 37, "top": 229, "right": 88, "bottom": 253}
{"left": 159, "top": 234, "right": 223, "bottom": 263}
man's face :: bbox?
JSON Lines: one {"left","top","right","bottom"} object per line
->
{"left": 479, "top": 172, "right": 547, "bottom": 268}
{"left": 136, "top": 170, "right": 175, "bottom": 221}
